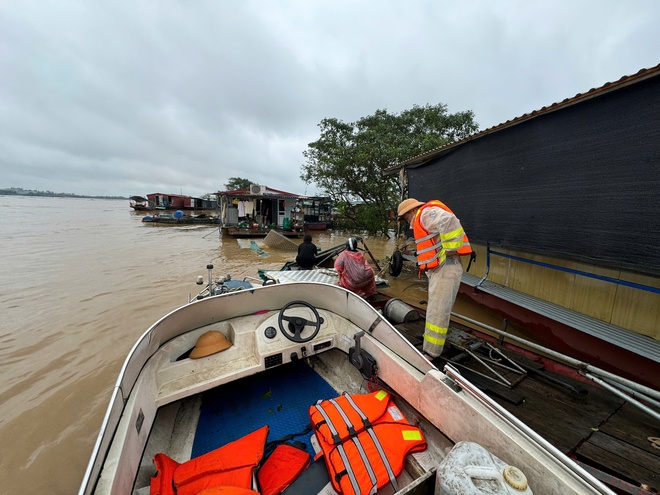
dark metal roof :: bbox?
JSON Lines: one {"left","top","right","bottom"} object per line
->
{"left": 145, "top": 192, "right": 203, "bottom": 200}
{"left": 216, "top": 186, "right": 300, "bottom": 198}
{"left": 383, "top": 63, "right": 660, "bottom": 175}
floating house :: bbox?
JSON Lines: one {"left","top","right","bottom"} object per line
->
{"left": 298, "top": 196, "right": 333, "bottom": 230}
{"left": 385, "top": 64, "right": 660, "bottom": 389}
{"left": 129, "top": 193, "right": 216, "bottom": 211}
{"left": 216, "top": 185, "right": 301, "bottom": 229}
{"left": 216, "top": 185, "right": 333, "bottom": 232}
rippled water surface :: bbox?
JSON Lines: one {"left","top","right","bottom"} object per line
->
{"left": 0, "top": 196, "right": 432, "bottom": 494}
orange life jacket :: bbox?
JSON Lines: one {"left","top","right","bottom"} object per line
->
{"left": 258, "top": 444, "right": 311, "bottom": 495}
{"left": 150, "top": 425, "right": 268, "bottom": 495}
{"left": 151, "top": 453, "right": 180, "bottom": 495}
{"left": 309, "top": 391, "right": 427, "bottom": 495}
{"left": 196, "top": 488, "right": 259, "bottom": 495}
{"left": 412, "top": 200, "right": 472, "bottom": 271}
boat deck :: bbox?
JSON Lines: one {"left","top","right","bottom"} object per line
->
{"left": 136, "top": 352, "right": 446, "bottom": 495}
{"left": 393, "top": 320, "right": 660, "bottom": 493}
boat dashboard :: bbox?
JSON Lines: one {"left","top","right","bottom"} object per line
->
{"left": 152, "top": 301, "right": 365, "bottom": 407}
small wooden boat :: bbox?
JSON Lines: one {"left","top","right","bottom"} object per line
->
{"left": 224, "top": 226, "right": 303, "bottom": 239}
{"left": 129, "top": 195, "right": 151, "bottom": 211}
{"left": 79, "top": 276, "right": 612, "bottom": 495}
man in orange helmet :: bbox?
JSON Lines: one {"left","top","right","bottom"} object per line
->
{"left": 397, "top": 198, "right": 472, "bottom": 360}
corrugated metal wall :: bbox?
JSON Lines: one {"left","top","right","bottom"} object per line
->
{"left": 408, "top": 76, "right": 660, "bottom": 275}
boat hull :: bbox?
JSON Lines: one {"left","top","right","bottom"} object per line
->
{"left": 224, "top": 227, "right": 302, "bottom": 238}
{"left": 79, "top": 282, "right": 613, "bottom": 495}
{"left": 142, "top": 216, "right": 220, "bottom": 225}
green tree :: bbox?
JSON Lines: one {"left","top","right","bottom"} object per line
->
{"left": 301, "top": 104, "right": 478, "bottom": 234}
{"left": 224, "top": 177, "right": 254, "bottom": 191}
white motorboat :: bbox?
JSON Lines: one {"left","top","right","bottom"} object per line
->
{"left": 79, "top": 280, "right": 613, "bottom": 495}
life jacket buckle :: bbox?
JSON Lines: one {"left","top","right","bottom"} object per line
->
{"left": 335, "top": 469, "right": 348, "bottom": 483}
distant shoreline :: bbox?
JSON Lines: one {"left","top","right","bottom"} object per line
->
{"left": 0, "top": 189, "right": 125, "bottom": 200}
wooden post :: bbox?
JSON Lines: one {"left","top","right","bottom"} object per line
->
{"left": 361, "top": 240, "right": 381, "bottom": 272}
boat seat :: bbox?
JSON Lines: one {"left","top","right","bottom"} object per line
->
{"left": 461, "top": 273, "right": 660, "bottom": 365}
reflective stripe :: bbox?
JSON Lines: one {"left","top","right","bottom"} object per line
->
{"left": 441, "top": 227, "right": 464, "bottom": 251}
{"left": 417, "top": 250, "right": 445, "bottom": 267}
{"left": 329, "top": 399, "right": 378, "bottom": 494}
{"left": 425, "top": 322, "right": 448, "bottom": 336}
{"left": 441, "top": 226, "right": 464, "bottom": 240}
{"left": 424, "top": 333, "right": 446, "bottom": 346}
{"left": 416, "top": 245, "right": 438, "bottom": 255}
{"left": 349, "top": 438, "right": 377, "bottom": 495}
{"left": 440, "top": 227, "right": 465, "bottom": 239}
{"left": 314, "top": 402, "right": 361, "bottom": 495}
{"left": 329, "top": 398, "right": 358, "bottom": 440}
{"left": 441, "top": 239, "right": 464, "bottom": 250}
{"left": 342, "top": 394, "right": 398, "bottom": 491}
{"left": 413, "top": 201, "right": 472, "bottom": 269}
{"left": 424, "top": 322, "right": 447, "bottom": 346}
{"left": 416, "top": 232, "right": 436, "bottom": 243}
{"left": 417, "top": 251, "right": 439, "bottom": 263}
{"left": 416, "top": 241, "right": 442, "bottom": 255}
{"left": 402, "top": 430, "right": 423, "bottom": 441}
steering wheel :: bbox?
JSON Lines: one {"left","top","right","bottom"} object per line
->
{"left": 278, "top": 300, "right": 322, "bottom": 343}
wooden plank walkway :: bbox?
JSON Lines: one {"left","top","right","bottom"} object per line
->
{"left": 576, "top": 403, "right": 660, "bottom": 489}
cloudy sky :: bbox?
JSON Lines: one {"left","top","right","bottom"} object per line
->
{"left": 1, "top": 1, "right": 658, "bottom": 198}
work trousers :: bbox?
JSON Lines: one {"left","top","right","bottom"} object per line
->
{"left": 423, "top": 257, "right": 463, "bottom": 358}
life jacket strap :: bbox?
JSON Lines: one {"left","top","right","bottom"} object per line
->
{"left": 329, "top": 398, "right": 357, "bottom": 438}
{"left": 328, "top": 398, "right": 378, "bottom": 493}
{"left": 314, "top": 402, "right": 361, "bottom": 495}
{"left": 342, "top": 393, "right": 398, "bottom": 492}
{"left": 335, "top": 469, "right": 347, "bottom": 483}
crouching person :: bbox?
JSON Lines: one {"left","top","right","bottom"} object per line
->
{"left": 334, "top": 237, "right": 377, "bottom": 298}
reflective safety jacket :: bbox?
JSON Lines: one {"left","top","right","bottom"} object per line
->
{"left": 150, "top": 425, "right": 268, "bottom": 495}
{"left": 412, "top": 200, "right": 471, "bottom": 271}
{"left": 309, "top": 391, "right": 427, "bottom": 495}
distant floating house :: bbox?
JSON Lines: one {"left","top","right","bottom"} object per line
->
{"left": 129, "top": 193, "right": 216, "bottom": 211}
{"left": 217, "top": 185, "right": 334, "bottom": 232}
{"left": 216, "top": 185, "right": 301, "bottom": 229}
{"left": 298, "top": 196, "right": 333, "bottom": 230}
{"left": 129, "top": 195, "right": 150, "bottom": 210}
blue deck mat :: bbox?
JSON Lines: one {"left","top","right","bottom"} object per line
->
{"left": 192, "top": 362, "right": 338, "bottom": 458}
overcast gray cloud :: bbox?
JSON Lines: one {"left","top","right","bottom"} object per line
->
{"left": 1, "top": 0, "right": 658, "bottom": 197}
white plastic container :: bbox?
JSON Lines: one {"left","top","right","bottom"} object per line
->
{"left": 436, "top": 441, "right": 533, "bottom": 494}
